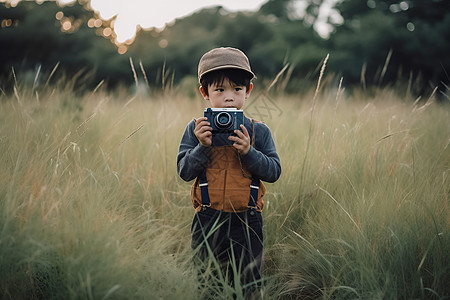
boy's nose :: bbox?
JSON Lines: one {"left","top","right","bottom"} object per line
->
{"left": 224, "top": 92, "right": 234, "bottom": 101}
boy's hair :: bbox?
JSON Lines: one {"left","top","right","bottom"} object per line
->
{"left": 200, "top": 68, "right": 253, "bottom": 96}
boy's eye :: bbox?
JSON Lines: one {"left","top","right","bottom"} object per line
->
{"left": 235, "top": 87, "right": 242, "bottom": 91}
{"left": 215, "top": 88, "right": 224, "bottom": 92}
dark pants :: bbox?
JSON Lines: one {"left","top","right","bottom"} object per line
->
{"left": 191, "top": 207, "right": 263, "bottom": 297}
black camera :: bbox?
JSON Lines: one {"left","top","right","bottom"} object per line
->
{"left": 204, "top": 108, "right": 244, "bottom": 133}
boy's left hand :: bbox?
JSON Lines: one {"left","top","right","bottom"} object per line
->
{"left": 229, "top": 124, "right": 250, "bottom": 155}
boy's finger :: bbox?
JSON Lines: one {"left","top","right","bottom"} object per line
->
{"left": 195, "top": 122, "right": 211, "bottom": 131}
{"left": 203, "top": 127, "right": 213, "bottom": 133}
{"left": 197, "top": 127, "right": 211, "bottom": 135}
{"left": 240, "top": 124, "right": 249, "bottom": 136}
{"left": 195, "top": 117, "right": 207, "bottom": 125}
{"left": 234, "top": 128, "right": 249, "bottom": 140}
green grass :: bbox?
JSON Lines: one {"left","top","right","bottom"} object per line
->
{"left": 0, "top": 81, "right": 449, "bottom": 299}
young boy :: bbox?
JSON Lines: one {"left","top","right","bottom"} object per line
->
{"left": 177, "top": 47, "right": 281, "bottom": 296}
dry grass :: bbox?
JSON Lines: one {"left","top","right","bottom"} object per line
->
{"left": 0, "top": 76, "right": 449, "bottom": 299}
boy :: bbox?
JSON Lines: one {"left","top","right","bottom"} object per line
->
{"left": 177, "top": 47, "right": 281, "bottom": 297}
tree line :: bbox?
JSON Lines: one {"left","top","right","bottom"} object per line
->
{"left": 1, "top": 0, "right": 449, "bottom": 96}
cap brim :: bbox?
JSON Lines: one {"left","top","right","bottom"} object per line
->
{"left": 199, "top": 65, "right": 256, "bottom": 82}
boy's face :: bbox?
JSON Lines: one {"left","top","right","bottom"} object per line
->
{"left": 200, "top": 78, "right": 253, "bottom": 110}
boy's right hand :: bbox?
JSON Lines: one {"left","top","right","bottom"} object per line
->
{"left": 194, "top": 117, "right": 212, "bottom": 147}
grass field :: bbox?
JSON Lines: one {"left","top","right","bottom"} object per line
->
{"left": 0, "top": 77, "right": 449, "bottom": 299}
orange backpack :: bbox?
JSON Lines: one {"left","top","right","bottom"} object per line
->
{"left": 191, "top": 120, "right": 266, "bottom": 212}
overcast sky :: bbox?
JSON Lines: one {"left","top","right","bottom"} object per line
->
{"left": 57, "top": 0, "right": 267, "bottom": 43}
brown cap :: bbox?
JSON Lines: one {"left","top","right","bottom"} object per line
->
{"left": 198, "top": 47, "right": 255, "bottom": 82}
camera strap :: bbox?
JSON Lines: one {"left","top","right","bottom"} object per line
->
{"left": 247, "top": 118, "right": 260, "bottom": 209}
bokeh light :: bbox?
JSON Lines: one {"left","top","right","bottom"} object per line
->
{"left": 62, "top": 19, "right": 72, "bottom": 31}
{"left": 9, "top": 0, "right": 19, "bottom": 7}
{"left": 158, "top": 39, "right": 168, "bottom": 48}
{"left": 94, "top": 19, "right": 102, "bottom": 28}
{"left": 102, "top": 27, "right": 112, "bottom": 37}
{"left": 1, "top": 19, "right": 13, "bottom": 28}
{"left": 117, "top": 44, "right": 127, "bottom": 54}
{"left": 55, "top": 11, "right": 64, "bottom": 20}
{"left": 87, "top": 18, "right": 95, "bottom": 28}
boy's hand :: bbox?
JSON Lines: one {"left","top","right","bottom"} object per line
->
{"left": 194, "top": 117, "right": 212, "bottom": 147}
{"left": 229, "top": 124, "right": 251, "bottom": 155}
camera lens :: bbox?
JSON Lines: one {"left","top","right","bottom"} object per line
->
{"left": 214, "top": 112, "right": 232, "bottom": 129}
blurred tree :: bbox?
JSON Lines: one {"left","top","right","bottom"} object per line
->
{"left": 127, "top": 4, "right": 325, "bottom": 90}
{"left": 329, "top": 0, "right": 450, "bottom": 92}
{"left": 259, "top": 0, "right": 292, "bottom": 20}
{"left": 1, "top": 0, "right": 448, "bottom": 95}
{"left": 0, "top": 1, "right": 127, "bottom": 89}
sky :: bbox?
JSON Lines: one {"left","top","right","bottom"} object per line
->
{"left": 57, "top": 0, "right": 268, "bottom": 43}
{"left": 4, "top": 0, "right": 340, "bottom": 43}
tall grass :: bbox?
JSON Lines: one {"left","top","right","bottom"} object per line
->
{"left": 0, "top": 76, "right": 449, "bottom": 299}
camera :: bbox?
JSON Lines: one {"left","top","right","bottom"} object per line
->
{"left": 204, "top": 108, "right": 244, "bottom": 133}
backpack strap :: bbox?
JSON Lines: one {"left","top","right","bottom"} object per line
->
{"left": 199, "top": 171, "right": 210, "bottom": 210}
{"left": 248, "top": 178, "right": 260, "bottom": 209}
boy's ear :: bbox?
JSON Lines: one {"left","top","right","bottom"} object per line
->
{"left": 199, "top": 86, "right": 210, "bottom": 100}
{"left": 245, "top": 83, "right": 253, "bottom": 99}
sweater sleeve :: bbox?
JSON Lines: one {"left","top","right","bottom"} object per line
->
{"left": 241, "top": 122, "right": 281, "bottom": 183}
{"left": 177, "top": 120, "right": 211, "bottom": 182}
